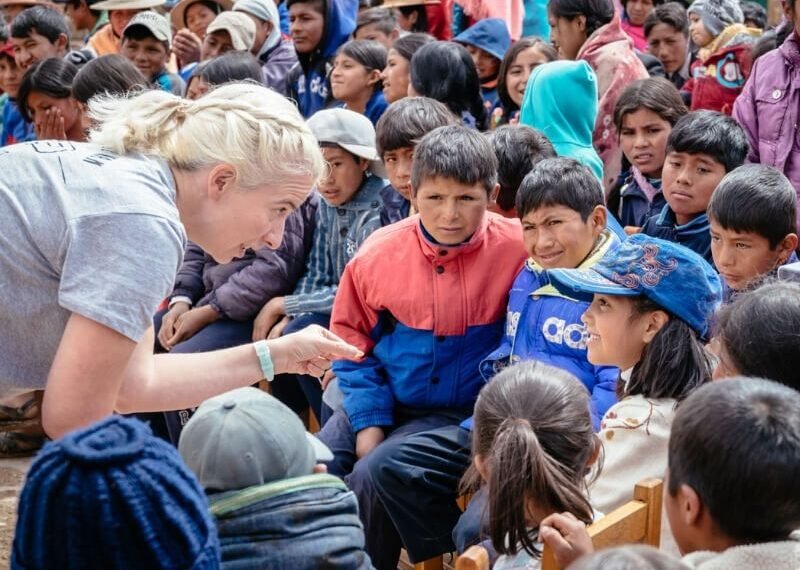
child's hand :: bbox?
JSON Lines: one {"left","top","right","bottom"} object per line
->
{"left": 321, "top": 368, "right": 336, "bottom": 390}
{"left": 165, "top": 305, "right": 219, "bottom": 348}
{"left": 539, "top": 512, "right": 594, "bottom": 568}
{"left": 172, "top": 29, "right": 202, "bottom": 66}
{"left": 252, "top": 297, "right": 286, "bottom": 341}
{"left": 356, "top": 426, "right": 384, "bottom": 459}
{"left": 268, "top": 315, "right": 292, "bottom": 340}
{"left": 158, "top": 302, "right": 191, "bottom": 349}
{"left": 35, "top": 108, "right": 68, "bottom": 141}
{"left": 624, "top": 226, "right": 642, "bottom": 235}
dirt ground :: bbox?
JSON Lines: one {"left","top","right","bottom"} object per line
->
{"left": 0, "top": 458, "right": 30, "bottom": 569}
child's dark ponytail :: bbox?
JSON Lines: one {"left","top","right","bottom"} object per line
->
{"left": 488, "top": 417, "right": 593, "bottom": 557}
{"left": 462, "top": 361, "right": 598, "bottom": 558}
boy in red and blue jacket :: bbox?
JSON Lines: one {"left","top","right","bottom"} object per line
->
{"left": 316, "top": 126, "right": 526, "bottom": 543}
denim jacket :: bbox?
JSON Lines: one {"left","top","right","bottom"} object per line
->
{"left": 210, "top": 474, "right": 374, "bottom": 569}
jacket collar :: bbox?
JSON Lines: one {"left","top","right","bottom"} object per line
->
{"left": 318, "top": 173, "right": 385, "bottom": 211}
{"left": 656, "top": 204, "right": 709, "bottom": 235}
{"left": 413, "top": 212, "right": 491, "bottom": 261}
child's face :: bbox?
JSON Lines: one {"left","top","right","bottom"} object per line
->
{"left": 185, "top": 1, "right": 217, "bottom": 38}
{"left": 625, "top": 0, "right": 655, "bottom": 26}
{"left": 710, "top": 219, "right": 797, "bottom": 291}
{"left": 619, "top": 108, "right": 671, "bottom": 178}
{"left": 354, "top": 23, "right": 395, "bottom": 50}
{"left": 661, "top": 151, "right": 727, "bottom": 226}
{"left": 109, "top": 9, "right": 141, "bottom": 37}
{"left": 186, "top": 76, "right": 210, "bottom": 99}
{"left": 11, "top": 32, "right": 66, "bottom": 71}
{"left": 582, "top": 294, "right": 653, "bottom": 370}
{"left": 318, "top": 146, "right": 369, "bottom": 207}
{"left": 381, "top": 48, "right": 410, "bottom": 103}
{"left": 709, "top": 336, "right": 738, "bottom": 380}
{"left": 201, "top": 30, "right": 234, "bottom": 60}
{"left": 506, "top": 46, "right": 551, "bottom": 106}
{"left": 465, "top": 44, "right": 500, "bottom": 82}
{"left": 0, "top": 55, "right": 21, "bottom": 99}
{"left": 289, "top": 2, "right": 325, "bottom": 55}
{"left": 548, "top": 13, "right": 587, "bottom": 60}
{"left": 688, "top": 13, "right": 714, "bottom": 47}
{"left": 414, "top": 176, "right": 490, "bottom": 245}
{"left": 65, "top": 0, "right": 93, "bottom": 32}
{"left": 331, "top": 53, "right": 380, "bottom": 103}
{"left": 646, "top": 23, "right": 689, "bottom": 75}
{"left": 521, "top": 204, "right": 605, "bottom": 269}
{"left": 121, "top": 36, "right": 170, "bottom": 80}
{"left": 383, "top": 146, "right": 414, "bottom": 200}
{"left": 26, "top": 91, "right": 82, "bottom": 135}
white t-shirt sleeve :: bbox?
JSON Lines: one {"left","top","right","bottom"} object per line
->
{"left": 58, "top": 212, "right": 185, "bottom": 341}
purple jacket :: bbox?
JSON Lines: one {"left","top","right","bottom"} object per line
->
{"left": 733, "top": 31, "right": 800, "bottom": 226}
{"left": 261, "top": 39, "right": 298, "bottom": 97}
{"left": 169, "top": 194, "right": 318, "bottom": 321}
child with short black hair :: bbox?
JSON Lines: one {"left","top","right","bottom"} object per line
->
{"left": 640, "top": 110, "right": 749, "bottom": 262}
{"left": 374, "top": 95, "right": 457, "bottom": 224}
{"left": 0, "top": 39, "right": 34, "bottom": 145}
{"left": 541, "top": 378, "right": 800, "bottom": 569}
{"left": 353, "top": 6, "right": 397, "bottom": 48}
{"left": 644, "top": 2, "right": 691, "bottom": 89}
{"left": 713, "top": 281, "right": 800, "bottom": 392}
{"left": 488, "top": 124, "right": 556, "bottom": 218}
{"left": 121, "top": 12, "right": 185, "bottom": 95}
{"left": 330, "top": 39, "right": 387, "bottom": 125}
{"left": 708, "top": 165, "right": 798, "bottom": 301}
{"left": 10, "top": 5, "right": 68, "bottom": 70}
{"left": 453, "top": 18, "right": 511, "bottom": 111}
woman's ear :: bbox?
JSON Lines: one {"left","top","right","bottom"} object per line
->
{"left": 207, "top": 164, "right": 237, "bottom": 199}
{"left": 642, "top": 310, "right": 669, "bottom": 344}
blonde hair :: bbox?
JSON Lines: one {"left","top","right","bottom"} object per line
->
{"left": 88, "top": 83, "right": 325, "bottom": 189}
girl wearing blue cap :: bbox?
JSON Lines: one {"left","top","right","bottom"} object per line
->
{"left": 548, "top": 234, "right": 721, "bottom": 553}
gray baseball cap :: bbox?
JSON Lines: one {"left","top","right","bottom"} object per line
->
{"left": 178, "top": 387, "right": 333, "bottom": 491}
{"left": 307, "top": 108, "right": 386, "bottom": 177}
{"left": 123, "top": 11, "right": 172, "bottom": 47}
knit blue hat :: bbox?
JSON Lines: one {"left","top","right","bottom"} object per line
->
{"left": 12, "top": 416, "right": 220, "bottom": 570}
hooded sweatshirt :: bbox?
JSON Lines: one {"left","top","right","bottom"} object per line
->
{"left": 519, "top": 60, "right": 604, "bottom": 182}
{"left": 1, "top": 98, "right": 35, "bottom": 146}
{"left": 287, "top": 0, "right": 357, "bottom": 118}
{"left": 454, "top": 18, "right": 511, "bottom": 110}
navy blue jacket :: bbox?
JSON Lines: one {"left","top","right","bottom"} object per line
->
{"left": 613, "top": 171, "right": 666, "bottom": 228}
{"left": 640, "top": 204, "right": 713, "bottom": 264}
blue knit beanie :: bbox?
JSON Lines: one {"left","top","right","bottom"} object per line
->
{"left": 12, "top": 416, "right": 220, "bottom": 570}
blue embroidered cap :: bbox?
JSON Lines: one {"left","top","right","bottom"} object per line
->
{"left": 547, "top": 234, "right": 722, "bottom": 338}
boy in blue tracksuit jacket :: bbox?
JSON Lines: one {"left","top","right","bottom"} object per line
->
{"left": 287, "top": 0, "right": 357, "bottom": 118}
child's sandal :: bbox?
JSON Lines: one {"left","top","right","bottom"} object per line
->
{"left": 0, "top": 393, "right": 43, "bottom": 432}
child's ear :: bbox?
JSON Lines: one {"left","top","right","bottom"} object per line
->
{"left": 674, "top": 483, "right": 703, "bottom": 528}
{"left": 576, "top": 14, "right": 587, "bottom": 33}
{"left": 366, "top": 68, "right": 382, "bottom": 87}
{"left": 359, "top": 157, "right": 370, "bottom": 173}
{"left": 642, "top": 310, "right": 669, "bottom": 344}
{"left": 474, "top": 454, "right": 489, "bottom": 482}
{"left": 589, "top": 205, "right": 607, "bottom": 235}
{"left": 586, "top": 435, "right": 602, "bottom": 468}
{"left": 489, "top": 183, "right": 500, "bottom": 205}
{"left": 56, "top": 33, "right": 69, "bottom": 53}
{"left": 778, "top": 233, "right": 799, "bottom": 262}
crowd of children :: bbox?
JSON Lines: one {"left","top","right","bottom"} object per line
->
{"left": 0, "top": 0, "right": 799, "bottom": 567}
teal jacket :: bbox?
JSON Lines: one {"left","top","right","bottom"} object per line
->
{"left": 519, "top": 60, "right": 604, "bottom": 182}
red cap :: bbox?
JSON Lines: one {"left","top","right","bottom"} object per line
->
{"left": 0, "top": 42, "right": 15, "bottom": 61}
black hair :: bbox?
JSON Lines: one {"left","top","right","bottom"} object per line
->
{"left": 644, "top": 2, "right": 689, "bottom": 37}
{"left": 490, "top": 125, "right": 557, "bottom": 212}
{"left": 666, "top": 111, "right": 749, "bottom": 172}
{"left": 10, "top": 6, "right": 69, "bottom": 42}
{"left": 461, "top": 361, "right": 597, "bottom": 559}
{"left": 515, "top": 157, "right": 604, "bottom": 220}
{"left": 0, "top": 24, "right": 8, "bottom": 44}
{"left": 375, "top": 96, "right": 457, "bottom": 154}
{"left": 622, "top": 0, "right": 666, "bottom": 8}
{"left": 337, "top": 39, "right": 387, "bottom": 92}
{"left": 751, "top": 29, "right": 777, "bottom": 61}
{"left": 668, "top": 377, "right": 800, "bottom": 542}
{"left": 411, "top": 125, "right": 498, "bottom": 194}
{"left": 714, "top": 281, "right": 800, "bottom": 391}
{"left": 397, "top": 4, "right": 427, "bottom": 32}
{"left": 391, "top": 31, "right": 434, "bottom": 61}
{"left": 547, "top": 0, "right": 614, "bottom": 37}
{"left": 741, "top": 1, "right": 767, "bottom": 29}
{"left": 355, "top": 7, "right": 396, "bottom": 35}
{"left": 199, "top": 51, "right": 264, "bottom": 85}
{"left": 707, "top": 165, "right": 797, "bottom": 248}
{"left": 122, "top": 24, "right": 169, "bottom": 50}
{"left": 410, "top": 40, "right": 485, "bottom": 127}
{"left": 72, "top": 54, "right": 147, "bottom": 103}
{"left": 17, "top": 57, "right": 78, "bottom": 122}
{"left": 497, "top": 37, "right": 557, "bottom": 113}
{"left": 624, "top": 296, "right": 711, "bottom": 400}
{"left": 184, "top": 0, "right": 222, "bottom": 26}
{"left": 286, "top": 0, "right": 326, "bottom": 14}
{"left": 613, "top": 77, "right": 688, "bottom": 132}
{"left": 569, "top": 545, "right": 689, "bottom": 570}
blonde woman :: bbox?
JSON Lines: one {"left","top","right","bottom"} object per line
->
{"left": 0, "top": 82, "right": 360, "bottom": 443}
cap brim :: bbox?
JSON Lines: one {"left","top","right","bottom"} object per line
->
{"left": 306, "top": 433, "right": 333, "bottom": 462}
{"left": 337, "top": 142, "right": 386, "bottom": 178}
{"left": 547, "top": 267, "right": 640, "bottom": 303}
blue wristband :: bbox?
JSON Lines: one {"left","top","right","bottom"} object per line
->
{"left": 253, "top": 340, "right": 275, "bottom": 382}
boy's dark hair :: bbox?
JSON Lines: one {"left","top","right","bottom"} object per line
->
{"left": 10, "top": 6, "right": 69, "bottom": 42}
{"left": 461, "top": 361, "right": 596, "bottom": 558}
{"left": 397, "top": 4, "right": 427, "bottom": 32}
{"left": 668, "top": 377, "right": 800, "bottom": 542}
{"left": 569, "top": 545, "right": 689, "bottom": 570}
{"left": 741, "top": 0, "right": 767, "bottom": 29}
{"left": 666, "top": 111, "right": 749, "bottom": 172}
{"left": 624, "top": 296, "right": 711, "bottom": 400}
{"left": 707, "top": 165, "right": 797, "bottom": 249}
{"left": 515, "top": 157, "right": 604, "bottom": 220}
{"left": 490, "top": 125, "right": 556, "bottom": 212}
{"left": 375, "top": 96, "right": 457, "bottom": 155}
{"left": 613, "top": 77, "right": 688, "bottom": 132}
{"left": 643, "top": 1, "right": 689, "bottom": 37}
{"left": 18, "top": 57, "right": 78, "bottom": 122}
{"left": 391, "top": 32, "right": 434, "bottom": 61}
{"left": 72, "top": 54, "right": 147, "bottom": 104}
{"left": 286, "top": 0, "right": 326, "bottom": 14}
{"left": 714, "top": 281, "right": 800, "bottom": 391}
{"left": 199, "top": 51, "right": 264, "bottom": 86}
{"left": 548, "top": 0, "right": 614, "bottom": 38}
{"left": 497, "top": 38, "right": 557, "bottom": 112}
{"left": 355, "top": 7, "right": 396, "bottom": 34}
{"left": 410, "top": 41, "right": 485, "bottom": 126}
{"left": 338, "top": 39, "right": 386, "bottom": 91}
{"left": 411, "top": 125, "right": 498, "bottom": 194}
